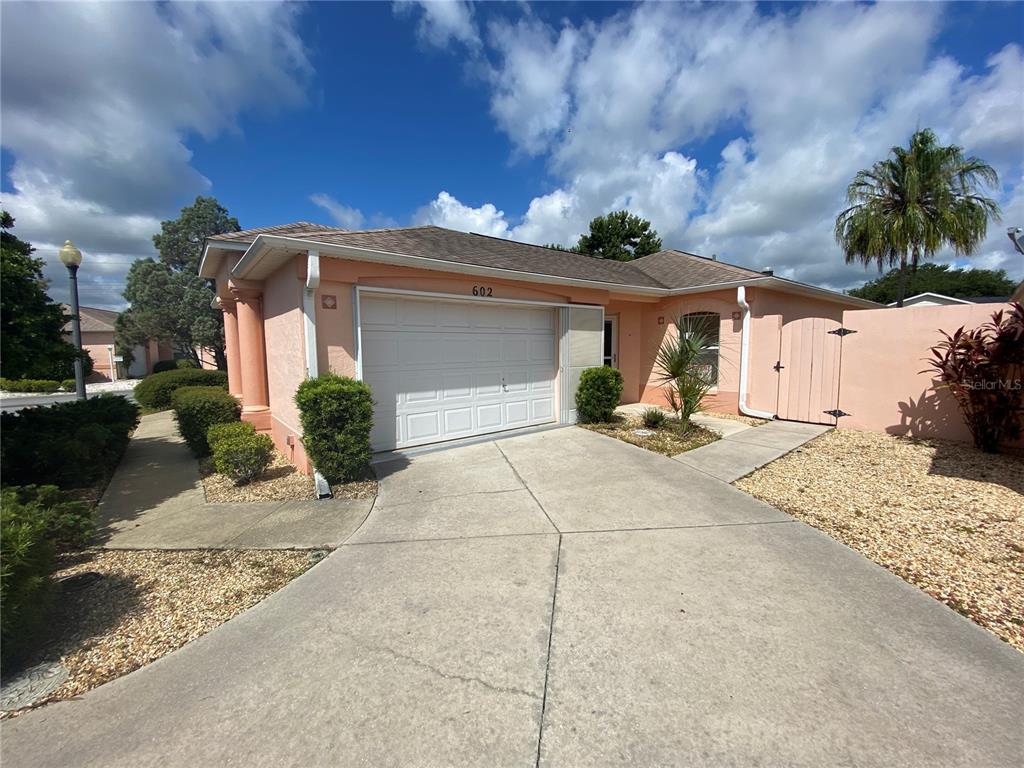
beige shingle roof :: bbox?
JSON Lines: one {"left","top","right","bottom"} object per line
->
{"left": 630, "top": 249, "right": 766, "bottom": 289}
{"left": 208, "top": 222, "right": 345, "bottom": 242}
{"left": 212, "top": 221, "right": 773, "bottom": 291}
{"left": 62, "top": 305, "right": 118, "bottom": 333}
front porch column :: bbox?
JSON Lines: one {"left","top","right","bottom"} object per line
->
{"left": 231, "top": 288, "right": 271, "bottom": 430}
{"left": 220, "top": 298, "right": 243, "bottom": 398}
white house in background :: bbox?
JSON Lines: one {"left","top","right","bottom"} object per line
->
{"left": 890, "top": 292, "right": 1011, "bottom": 307}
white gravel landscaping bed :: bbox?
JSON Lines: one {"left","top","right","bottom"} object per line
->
{"left": 736, "top": 429, "right": 1024, "bottom": 652}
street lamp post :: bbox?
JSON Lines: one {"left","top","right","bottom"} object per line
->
{"left": 59, "top": 240, "right": 87, "bottom": 401}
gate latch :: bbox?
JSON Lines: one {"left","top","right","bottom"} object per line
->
{"left": 773, "top": 361, "right": 785, "bottom": 372}
{"left": 823, "top": 409, "right": 851, "bottom": 418}
{"left": 827, "top": 327, "right": 857, "bottom": 337}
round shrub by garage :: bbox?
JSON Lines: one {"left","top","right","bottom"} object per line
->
{"left": 134, "top": 368, "right": 228, "bottom": 410}
{"left": 575, "top": 366, "right": 624, "bottom": 423}
{"left": 171, "top": 386, "right": 240, "bottom": 457}
{"left": 295, "top": 373, "right": 373, "bottom": 484}
{"left": 211, "top": 429, "right": 274, "bottom": 485}
{"left": 207, "top": 420, "right": 257, "bottom": 452}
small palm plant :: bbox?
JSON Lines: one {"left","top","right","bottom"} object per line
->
{"left": 653, "top": 314, "right": 718, "bottom": 423}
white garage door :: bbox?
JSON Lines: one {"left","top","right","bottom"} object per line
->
{"left": 360, "top": 294, "right": 558, "bottom": 451}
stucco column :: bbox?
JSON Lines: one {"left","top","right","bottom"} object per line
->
{"left": 220, "top": 298, "right": 243, "bottom": 398}
{"left": 231, "top": 288, "right": 271, "bottom": 430}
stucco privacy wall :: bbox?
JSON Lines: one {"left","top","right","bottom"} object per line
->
{"left": 837, "top": 302, "right": 1018, "bottom": 443}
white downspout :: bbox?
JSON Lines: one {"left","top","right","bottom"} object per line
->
{"left": 736, "top": 286, "right": 776, "bottom": 420}
{"left": 302, "top": 250, "right": 320, "bottom": 378}
{"left": 302, "top": 250, "right": 331, "bottom": 499}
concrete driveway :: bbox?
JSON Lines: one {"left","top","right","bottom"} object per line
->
{"left": 3, "top": 427, "right": 1022, "bottom": 767}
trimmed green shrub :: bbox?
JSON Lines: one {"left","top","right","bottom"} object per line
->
{"left": 0, "top": 377, "right": 62, "bottom": 393}
{"left": 641, "top": 407, "right": 666, "bottom": 429}
{"left": 153, "top": 358, "right": 199, "bottom": 374}
{"left": 60, "top": 378, "right": 76, "bottom": 391}
{"left": 171, "top": 386, "right": 240, "bottom": 456}
{"left": 576, "top": 367, "right": 623, "bottom": 423}
{"left": 1, "top": 488, "right": 56, "bottom": 669}
{"left": 134, "top": 368, "right": 228, "bottom": 410}
{"left": 0, "top": 395, "right": 140, "bottom": 488}
{"left": 3, "top": 485, "right": 94, "bottom": 550}
{"left": 207, "top": 420, "right": 256, "bottom": 452}
{"left": 295, "top": 373, "right": 374, "bottom": 484}
{"left": 212, "top": 430, "right": 274, "bottom": 485}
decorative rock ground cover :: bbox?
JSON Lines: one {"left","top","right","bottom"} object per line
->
{"left": 0, "top": 549, "right": 315, "bottom": 718}
{"left": 200, "top": 451, "right": 377, "bottom": 503}
{"left": 737, "top": 429, "right": 1024, "bottom": 652}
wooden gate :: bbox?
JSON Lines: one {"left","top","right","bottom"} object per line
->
{"left": 775, "top": 317, "right": 845, "bottom": 426}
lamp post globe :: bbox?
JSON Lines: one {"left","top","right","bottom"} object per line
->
{"left": 60, "top": 240, "right": 87, "bottom": 400}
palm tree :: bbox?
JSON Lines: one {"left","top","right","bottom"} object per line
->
{"left": 835, "top": 129, "right": 1001, "bottom": 307}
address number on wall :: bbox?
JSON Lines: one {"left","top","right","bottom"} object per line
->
{"left": 471, "top": 285, "right": 494, "bottom": 297}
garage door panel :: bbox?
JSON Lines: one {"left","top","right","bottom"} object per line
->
{"left": 361, "top": 295, "right": 558, "bottom": 450}
{"left": 398, "top": 300, "right": 436, "bottom": 327}
{"left": 502, "top": 339, "right": 530, "bottom": 363}
{"left": 505, "top": 400, "right": 529, "bottom": 425}
{"left": 442, "top": 373, "right": 473, "bottom": 400}
{"left": 477, "top": 403, "right": 503, "bottom": 429}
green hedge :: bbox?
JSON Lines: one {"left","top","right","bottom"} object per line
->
{"left": 0, "top": 485, "right": 95, "bottom": 669}
{"left": 0, "top": 490, "right": 54, "bottom": 669}
{"left": 152, "top": 359, "right": 199, "bottom": 374}
{"left": 576, "top": 367, "right": 623, "bottom": 423}
{"left": 295, "top": 374, "right": 373, "bottom": 484}
{"left": 212, "top": 428, "right": 274, "bottom": 485}
{"left": 0, "top": 395, "right": 140, "bottom": 488}
{"left": 134, "top": 368, "right": 228, "bottom": 410}
{"left": 171, "top": 386, "right": 240, "bottom": 457}
{"left": 0, "top": 377, "right": 62, "bottom": 393}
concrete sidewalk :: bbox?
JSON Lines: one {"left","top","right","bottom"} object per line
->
{"left": 96, "top": 411, "right": 373, "bottom": 549}
{"left": 674, "top": 419, "right": 831, "bottom": 482}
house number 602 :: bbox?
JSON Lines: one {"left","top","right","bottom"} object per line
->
{"left": 472, "top": 285, "right": 493, "bottom": 297}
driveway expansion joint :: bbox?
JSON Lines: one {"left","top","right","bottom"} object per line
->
{"left": 534, "top": 533, "right": 562, "bottom": 768}
{"left": 374, "top": 486, "right": 530, "bottom": 509}
{"left": 494, "top": 441, "right": 561, "bottom": 534}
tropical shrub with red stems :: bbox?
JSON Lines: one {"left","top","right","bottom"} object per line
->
{"left": 926, "top": 302, "right": 1024, "bottom": 453}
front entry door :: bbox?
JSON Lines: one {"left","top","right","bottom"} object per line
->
{"left": 603, "top": 316, "right": 617, "bottom": 367}
{"left": 775, "top": 317, "right": 844, "bottom": 426}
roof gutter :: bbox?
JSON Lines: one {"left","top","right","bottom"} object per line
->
{"left": 736, "top": 285, "right": 776, "bottom": 420}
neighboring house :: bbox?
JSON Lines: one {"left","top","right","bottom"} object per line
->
{"left": 63, "top": 305, "right": 174, "bottom": 381}
{"left": 200, "top": 223, "right": 875, "bottom": 470}
{"left": 889, "top": 292, "right": 1011, "bottom": 307}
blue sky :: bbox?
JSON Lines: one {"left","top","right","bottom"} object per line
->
{"left": 2, "top": 1, "right": 1022, "bottom": 309}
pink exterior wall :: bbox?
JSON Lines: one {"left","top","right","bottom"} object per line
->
{"left": 81, "top": 331, "right": 115, "bottom": 382}
{"left": 262, "top": 265, "right": 308, "bottom": 467}
{"left": 837, "top": 303, "right": 1017, "bottom": 443}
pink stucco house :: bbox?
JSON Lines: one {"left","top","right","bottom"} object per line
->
{"left": 63, "top": 305, "right": 174, "bottom": 382}
{"left": 200, "top": 223, "right": 878, "bottom": 471}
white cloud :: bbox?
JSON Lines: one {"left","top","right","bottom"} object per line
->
{"left": 415, "top": 191, "right": 510, "bottom": 237}
{"left": 394, "top": 1, "right": 479, "bottom": 49}
{"left": 310, "top": 194, "right": 366, "bottom": 230}
{"left": 403, "top": 2, "right": 1024, "bottom": 288}
{"left": 1, "top": 1, "right": 311, "bottom": 308}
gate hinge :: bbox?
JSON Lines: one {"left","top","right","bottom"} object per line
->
{"left": 827, "top": 327, "right": 857, "bottom": 337}
{"left": 823, "top": 409, "right": 851, "bottom": 418}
